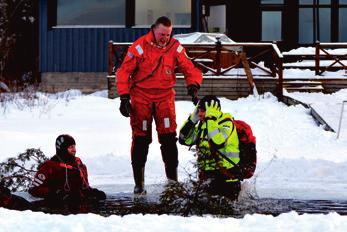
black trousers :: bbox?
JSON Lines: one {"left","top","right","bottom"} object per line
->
{"left": 200, "top": 171, "right": 241, "bottom": 200}
{"left": 131, "top": 133, "right": 178, "bottom": 170}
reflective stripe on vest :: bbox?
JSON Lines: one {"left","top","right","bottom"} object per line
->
{"left": 207, "top": 128, "right": 219, "bottom": 139}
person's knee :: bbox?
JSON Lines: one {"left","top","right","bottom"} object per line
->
{"left": 159, "top": 133, "right": 178, "bottom": 167}
{"left": 158, "top": 132, "right": 177, "bottom": 146}
{"left": 131, "top": 135, "right": 152, "bottom": 167}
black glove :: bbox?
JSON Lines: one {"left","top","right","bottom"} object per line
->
{"left": 50, "top": 189, "right": 70, "bottom": 202}
{"left": 187, "top": 84, "right": 200, "bottom": 105}
{"left": 119, "top": 94, "right": 131, "bottom": 117}
{"left": 48, "top": 189, "right": 81, "bottom": 203}
{"left": 83, "top": 188, "right": 106, "bottom": 201}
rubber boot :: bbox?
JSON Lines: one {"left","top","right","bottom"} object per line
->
{"left": 131, "top": 136, "right": 150, "bottom": 195}
{"left": 159, "top": 133, "right": 178, "bottom": 182}
{"left": 133, "top": 166, "right": 146, "bottom": 195}
{"left": 165, "top": 166, "right": 177, "bottom": 182}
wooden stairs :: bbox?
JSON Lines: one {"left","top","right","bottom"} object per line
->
{"left": 283, "top": 80, "right": 324, "bottom": 93}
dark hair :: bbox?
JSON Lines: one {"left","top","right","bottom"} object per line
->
{"left": 154, "top": 16, "right": 172, "bottom": 28}
{"left": 198, "top": 95, "right": 221, "bottom": 111}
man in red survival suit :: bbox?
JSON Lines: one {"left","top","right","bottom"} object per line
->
{"left": 116, "top": 16, "right": 203, "bottom": 194}
{"left": 29, "top": 134, "right": 106, "bottom": 210}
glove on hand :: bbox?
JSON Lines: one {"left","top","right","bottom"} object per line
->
{"left": 119, "top": 94, "right": 131, "bottom": 117}
{"left": 205, "top": 100, "right": 221, "bottom": 120}
{"left": 47, "top": 189, "right": 70, "bottom": 203}
{"left": 189, "top": 104, "right": 199, "bottom": 124}
{"left": 84, "top": 188, "right": 106, "bottom": 201}
{"left": 187, "top": 85, "right": 200, "bottom": 105}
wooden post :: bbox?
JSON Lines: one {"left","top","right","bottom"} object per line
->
{"left": 315, "top": 40, "right": 320, "bottom": 75}
{"left": 277, "top": 57, "right": 283, "bottom": 101}
{"left": 108, "top": 40, "right": 114, "bottom": 75}
{"left": 215, "top": 37, "right": 222, "bottom": 75}
{"left": 240, "top": 52, "right": 258, "bottom": 97}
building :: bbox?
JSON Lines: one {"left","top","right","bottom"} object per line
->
{"left": 39, "top": 0, "right": 347, "bottom": 92}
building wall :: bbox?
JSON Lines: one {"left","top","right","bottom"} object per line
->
{"left": 40, "top": 72, "right": 107, "bottom": 93}
{"left": 39, "top": 0, "right": 194, "bottom": 73}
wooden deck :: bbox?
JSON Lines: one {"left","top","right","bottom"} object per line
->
{"left": 108, "top": 74, "right": 347, "bottom": 100}
{"left": 108, "top": 75, "right": 278, "bottom": 100}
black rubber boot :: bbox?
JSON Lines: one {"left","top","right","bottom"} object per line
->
{"left": 131, "top": 136, "right": 151, "bottom": 195}
{"left": 159, "top": 133, "right": 178, "bottom": 181}
{"left": 165, "top": 166, "right": 177, "bottom": 182}
{"left": 133, "top": 166, "right": 146, "bottom": 195}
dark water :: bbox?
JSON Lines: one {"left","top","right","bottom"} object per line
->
{"left": 85, "top": 192, "right": 347, "bottom": 218}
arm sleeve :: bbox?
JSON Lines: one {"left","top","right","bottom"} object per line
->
{"left": 28, "top": 163, "right": 52, "bottom": 198}
{"left": 175, "top": 45, "right": 203, "bottom": 87}
{"left": 80, "top": 163, "right": 90, "bottom": 188}
{"left": 179, "top": 118, "right": 198, "bottom": 146}
{"left": 116, "top": 46, "right": 141, "bottom": 96}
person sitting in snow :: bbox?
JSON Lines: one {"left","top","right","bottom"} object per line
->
{"left": 179, "top": 95, "right": 241, "bottom": 200}
{"left": 0, "top": 184, "right": 32, "bottom": 211}
{"left": 29, "top": 134, "right": 106, "bottom": 208}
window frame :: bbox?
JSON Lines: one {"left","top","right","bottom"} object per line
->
{"left": 298, "top": 0, "right": 333, "bottom": 44}
{"left": 260, "top": 2, "right": 285, "bottom": 42}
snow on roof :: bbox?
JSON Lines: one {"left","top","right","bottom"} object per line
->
{"left": 174, "top": 32, "right": 235, "bottom": 44}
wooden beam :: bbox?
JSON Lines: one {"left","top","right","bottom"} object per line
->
{"left": 240, "top": 52, "right": 258, "bottom": 96}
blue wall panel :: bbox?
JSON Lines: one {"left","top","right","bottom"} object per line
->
{"left": 39, "top": 0, "right": 193, "bottom": 72}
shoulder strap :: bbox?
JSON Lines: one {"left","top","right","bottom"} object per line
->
{"left": 218, "top": 114, "right": 235, "bottom": 135}
{"left": 131, "top": 40, "right": 178, "bottom": 89}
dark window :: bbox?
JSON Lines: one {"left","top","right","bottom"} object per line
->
{"left": 300, "top": 0, "right": 331, "bottom": 4}
{"left": 57, "top": 0, "right": 126, "bottom": 26}
{"left": 261, "top": 0, "right": 284, "bottom": 3}
{"left": 319, "top": 8, "right": 331, "bottom": 42}
{"left": 299, "top": 1, "right": 332, "bottom": 44}
{"left": 299, "top": 8, "right": 314, "bottom": 43}
{"left": 339, "top": 8, "right": 347, "bottom": 41}
{"left": 262, "top": 11, "right": 282, "bottom": 41}
{"left": 260, "top": 1, "right": 284, "bottom": 42}
{"left": 134, "top": 0, "right": 191, "bottom": 26}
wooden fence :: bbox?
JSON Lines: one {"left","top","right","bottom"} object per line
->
{"left": 107, "top": 40, "right": 283, "bottom": 100}
{"left": 283, "top": 41, "right": 347, "bottom": 75}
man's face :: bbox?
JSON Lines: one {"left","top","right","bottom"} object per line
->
{"left": 67, "top": 144, "right": 76, "bottom": 156}
{"left": 198, "top": 109, "right": 206, "bottom": 121}
{"left": 153, "top": 24, "right": 172, "bottom": 47}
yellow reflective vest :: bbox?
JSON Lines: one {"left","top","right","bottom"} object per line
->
{"left": 179, "top": 112, "right": 240, "bottom": 180}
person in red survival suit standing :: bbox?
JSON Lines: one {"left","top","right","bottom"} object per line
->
{"left": 116, "top": 16, "right": 203, "bottom": 195}
{"left": 29, "top": 134, "right": 106, "bottom": 210}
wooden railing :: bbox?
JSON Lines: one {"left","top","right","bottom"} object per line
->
{"left": 316, "top": 42, "right": 347, "bottom": 75}
{"left": 283, "top": 41, "right": 347, "bottom": 76}
{"left": 108, "top": 40, "right": 284, "bottom": 100}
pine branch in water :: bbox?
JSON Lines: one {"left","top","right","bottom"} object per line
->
{"left": 0, "top": 148, "right": 48, "bottom": 191}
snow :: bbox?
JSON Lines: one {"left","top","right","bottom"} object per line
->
{"left": 174, "top": 32, "right": 236, "bottom": 44}
{"left": 283, "top": 47, "right": 347, "bottom": 55}
{"left": 1, "top": 208, "right": 347, "bottom": 232}
{"left": 1, "top": 88, "right": 347, "bottom": 230}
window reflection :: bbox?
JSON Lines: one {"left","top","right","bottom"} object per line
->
{"left": 57, "top": 0, "right": 125, "bottom": 25}
{"left": 261, "top": 0, "right": 284, "bottom": 3}
{"left": 299, "top": 8, "right": 313, "bottom": 43}
{"left": 319, "top": 8, "right": 331, "bottom": 42}
{"left": 299, "top": 0, "right": 331, "bottom": 5}
{"left": 135, "top": 0, "right": 191, "bottom": 26}
{"left": 339, "top": 8, "right": 347, "bottom": 41}
{"left": 262, "top": 11, "right": 282, "bottom": 41}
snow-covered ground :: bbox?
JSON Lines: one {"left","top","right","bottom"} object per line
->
{"left": 1, "top": 89, "right": 347, "bottom": 231}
